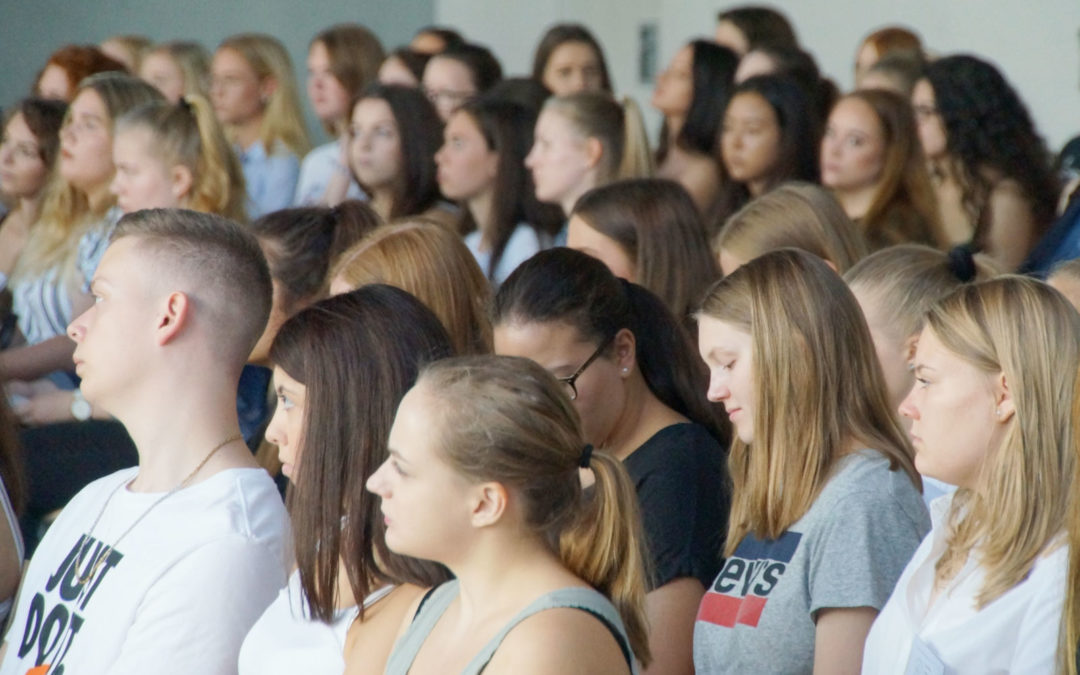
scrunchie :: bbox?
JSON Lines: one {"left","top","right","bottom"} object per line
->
{"left": 947, "top": 244, "right": 977, "bottom": 282}
{"left": 578, "top": 443, "right": 594, "bottom": 469}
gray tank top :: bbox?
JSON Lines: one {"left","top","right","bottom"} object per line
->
{"left": 384, "top": 579, "right": 637, "bottom": 674}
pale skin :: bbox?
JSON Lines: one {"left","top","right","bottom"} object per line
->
{"left": 368, "top": 386, "right": 634, "bottom": 673}
{"left": 342, "top": 583, "right": 429, "bottom": 675}
{"left": 699, "top": 316, "right": 881, "bottom": 673}
{"left": 493, "top": 322, "right": 696, "bottom": 674}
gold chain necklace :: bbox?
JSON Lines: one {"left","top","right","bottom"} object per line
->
{"left": 75, "top": 435, "right": 242, "bottom": 585}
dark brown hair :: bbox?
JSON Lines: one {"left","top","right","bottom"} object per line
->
{"left": 250, "top": 200, "right": 381, "bottom": 309}
{"left": 531, "top": 23, "right": 613, "bottom": 92}
{"left": 270, "top": 284, "right": 455, "bottom": 621}
{"left": 716, "top": 6, "right": 798, "bottom": 50}
{"left": 0, "top": 396, "right": 24, "bottom": 516}
{"left": 4, "top": 98, "right": 68, "bottom": 169}
{"left": 350, "top": 84, "right": 443, "bottom": 220}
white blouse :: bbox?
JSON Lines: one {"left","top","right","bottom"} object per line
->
{"left": 238, "top": 569, "right": 393, "bottom": 675}
{"left": 862, "top": 493, "right": 1067, "bottom": 674}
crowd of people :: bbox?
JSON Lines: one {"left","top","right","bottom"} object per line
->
{"left": 0, "top": 5, "right": 1078, "bottom": 674}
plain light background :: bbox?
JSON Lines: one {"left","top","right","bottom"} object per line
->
{"left": 1, "top": 1, "right": 1076, "bottom": 149}
{"left": 436, "top": 0, "right": 1080, "bottom": 151}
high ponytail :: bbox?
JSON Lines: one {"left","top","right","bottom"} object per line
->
{"left": 421, "top": 355, "right": 651, "bottom": 666}
{"left": 184, "top": 95, "right": 247, "bottom": 221}
{"left": 617, "top": 96, "right": 654, "bottom": 180}
{"left": 116, "top": 95, "right": 247, "bottom": 222}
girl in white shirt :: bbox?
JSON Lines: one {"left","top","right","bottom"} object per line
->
{"left": 238, "top": 285, "right": 454, "bottom": 675}
{"left": 862, "top": 276, "right": 1077, "bottom": 673}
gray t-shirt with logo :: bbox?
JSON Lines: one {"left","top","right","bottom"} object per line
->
{"left": 693, "top": 449, "right": 930, "bottom": 674}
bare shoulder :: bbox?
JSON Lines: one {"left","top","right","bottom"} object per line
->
{"left": 343, "top": 584, "right": 429, "bottom": 675}
{"left": 483, "top": 606, "right": 631, "bottom": 675}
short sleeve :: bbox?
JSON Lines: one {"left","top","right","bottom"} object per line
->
{"left": 635, "top": 456, "right": 700, "bottom": 589}
{"left": 807, "top": 486, "right": 927, "bottom": 615}
{"left": 106, "top": 536, "right": 286, "bottom": 675}
{"left": 248, "top": 153, "right": 300, "bottom": 218}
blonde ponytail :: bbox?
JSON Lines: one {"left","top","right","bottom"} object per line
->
{"left": 617, "top": 96, "right": 654, "bottom": 180}
{"left": 184, "top": 95, "right": 247, "bottom": 221}
{"left": 559, "top": 449, "right": 651, "bottom": 666}
{"left": 422, "top": 355, "right": 651, "bottom": 666}
{"left": 116, "top": 96, "right": 247, "bottom": 222}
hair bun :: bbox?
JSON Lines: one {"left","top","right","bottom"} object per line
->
{"left": 947, "top": 244, "right": 977, "bottom": 282}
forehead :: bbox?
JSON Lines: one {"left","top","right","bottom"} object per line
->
{"left": 95, "top": 237, "right": 153, "bottom": 286}
{"left": 697, "top": 315, "right": 751, "bottom": 353}
{"left": 494, "top": 319, "right": 591, "bottom": 363}
{"left": 71, "top": 89, "right": 107, "bottom": 118}
{"left": 353, "top": 97, "right": 394, "bottom": 122}
{"left": 831, "top": 97, "right": 881, "bottom": 129}
{"left": 424, "top": 57, "right": 471, "bottom": 86}
{"left": 549, "top": 41, "right": 599, "bottom": 65}
{"left": 727, "top": 92, "right": 775, "bottom": 121}
{"left": 213, "top": 48, "right": 254, "bottom": 74}
{"left": 446, "top": 111, "right": 481, "bottom": 136}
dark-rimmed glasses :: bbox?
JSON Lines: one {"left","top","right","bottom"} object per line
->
{"left": 556, "top": 334, "right": 614, "bottom": 401}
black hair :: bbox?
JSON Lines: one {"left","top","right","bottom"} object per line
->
{"left": 492, "top": 247, "right": 729, "bottom": 445}
{"left": 658, "top": 40, "right": 739, "bottom": 160}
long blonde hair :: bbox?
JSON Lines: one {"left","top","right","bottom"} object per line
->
{"left": 1063, "top": 364, "right": 1080, "bottom": 675}
{"left": 331, "top": 220, "right": 492, "bottom": 355}
{"left": 698, "top": 248, "right": 919, "bottom": 553}
{"left": 217, "top": 34, "right": 311, "bottom": 157}
{"left": 715, "top": 182, "right": 869, "bottom": 273}
{"left": 926, "top": 277, "right": 1076, "bottom": 608}
{"left": 149, "top": 41, "right": 212, "bottom": 99}
{"left": 419, "top": 355, "right": 650, "bottom": 666}
{"left": 15, "top": 72, "right": 162, "bottom": 282}
{"left": 116, "top": 96, "right": 247, "bottom": 222}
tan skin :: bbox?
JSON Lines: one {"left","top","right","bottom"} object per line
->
{"left": 343, "top": 583, "right": 429, "bottom": 675}
{"left": 493, "top": 322, "right": 698, "bottom": 675}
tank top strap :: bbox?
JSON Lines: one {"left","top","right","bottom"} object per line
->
{"left": 383, "top": 579, "right": 461, "bottom": 675}
{"left": 464, "top": 586, "right": 636, "bottom": 674}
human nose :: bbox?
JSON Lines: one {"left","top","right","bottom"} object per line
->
{"left": 67, "top": 309, "right": 90, "bottom": 344}
{"left": 264, "top": 406, "right": 286, "bottom": 448}
{"left": 898, "top": 387, "right": 919, "bottom": 420}
{"left": 366, "top": 460, "right": 390, "bottom": 496}
{"left": 706, "top": 372, "right": 729, "bottom": 403}
{"left": 524, "top": 142, "right": 539, "bottom": 168}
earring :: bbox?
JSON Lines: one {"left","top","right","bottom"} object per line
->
{"left": 621, "top": 367, "right": 629, "bottom": 375}
{"left": 995, "top": 408, "right": 1002, "bottom": 418}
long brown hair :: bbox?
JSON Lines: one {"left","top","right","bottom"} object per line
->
{"left": 834, "top": 89, "right": 943, "bottom": 249}
{"left": 419, "top": 355, "right": 650, "bottom": 665}
{"left": 927, "top": 277, "right": 1076, "bottom": 608}
{"left": 270, "top": 285, "right": 455, "bottom": 621}
{"left": 698, "top": 248, "right": 919, "bottom": 552}
{"left": 572, "top": 178, "right": 718, "bottom": 322}
{"left": 331, "top": 220, "right": 492, "bottom": 355}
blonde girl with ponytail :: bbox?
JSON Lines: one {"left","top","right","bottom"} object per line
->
{"left": 525, "top": 92, "right": 652, "bottom": 244}
{"left": 367, "top": 354, "right": 650, "bottom": 674}
{"left": 12, "top": 94, "right": 247, "bottom": 426}
{"left": 111, "top": 95, "right": 246, "bottom": 221}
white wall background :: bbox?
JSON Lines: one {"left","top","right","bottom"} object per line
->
{"left": 436, "top": 0, "right": 1080, "bottom": 151}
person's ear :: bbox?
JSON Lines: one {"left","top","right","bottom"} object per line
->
{"left": 583, "top": 137, "right": 603, "bottom": 170}
{"left": 259, "top": 76, "right": 279, "bottom": 105}
{"left": 993, "top": 371, "right": 1015, "bottom": 423}
{"left": 902, "top": 333, "right": 919, "bottom": 366}
{"left": 469, "top": 481, "right": 508, "bottom": 528}
{"left": 613, "top": 327, "right": 637, "bottom": 378}
{"left": 156, "top": 291, "right": 191, "bottom": 346}
{"left": 170, "top": 165, "right": 193, "bottom": 202}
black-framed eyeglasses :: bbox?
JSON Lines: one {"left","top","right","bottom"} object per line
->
{"left": 556, "top": 334, "right": 614, "bottom": 401}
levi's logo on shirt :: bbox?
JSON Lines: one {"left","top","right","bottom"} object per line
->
{"left": 14, "top": 533, "right": 123, "bottom": 674}
{"left": 697, "top": 531, "right": 801, "bottom": 628}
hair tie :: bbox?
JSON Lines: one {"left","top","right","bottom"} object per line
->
{"left": 946, "top": 244, "right": 976, "bottom": 283}
{"left": 578, "top": 443, "right": 593, "bottom": 469}
{"left": 178, "top": 97, "right": 194, "bottom": 115}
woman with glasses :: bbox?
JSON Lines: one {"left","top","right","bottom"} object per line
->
{"left": 421, "top": 43, "right": 502, "bottom": 122}
{"left": 492, "top": 247, "right": 729, "bottom": 675}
